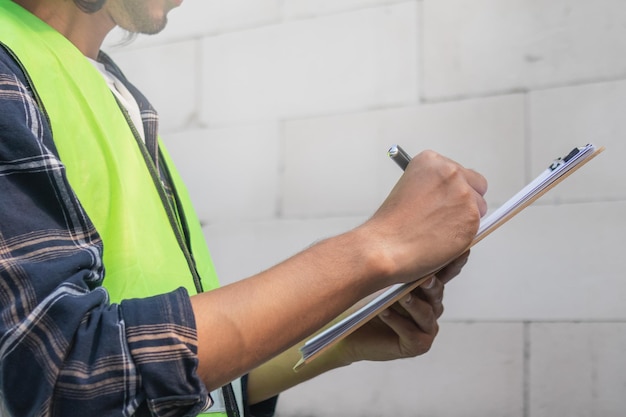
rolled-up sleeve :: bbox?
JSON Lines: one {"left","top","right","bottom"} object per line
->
{"left": 122, "top": 291, "right": 211, "bottom": 416}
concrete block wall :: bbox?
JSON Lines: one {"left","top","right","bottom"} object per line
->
{"left": 104, "top": 1, "right": 626, "bottom": 415}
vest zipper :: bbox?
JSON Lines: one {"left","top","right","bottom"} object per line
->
{"left": 222, "top": 383, "right": 241, "bottom": 417}
{"left": 116, "top": 105, "right": 205, "bottom": 295}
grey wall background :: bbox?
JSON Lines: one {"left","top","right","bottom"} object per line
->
{"left": 104, "top": 1, "right": 626, "bottom": 416}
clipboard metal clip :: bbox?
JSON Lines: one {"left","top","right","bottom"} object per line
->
{"left": 548, "top": 144, "right": 592, "bottom": 171}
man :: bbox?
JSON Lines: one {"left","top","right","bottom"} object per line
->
{"left": 0, "top": 0, "right": 488, "bottom": 416}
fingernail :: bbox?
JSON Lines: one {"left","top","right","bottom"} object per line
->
{"left": 422, "top": 276, "right": 436, "bottom": 289}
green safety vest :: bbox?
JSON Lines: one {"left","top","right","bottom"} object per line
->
{"left": 0, "top": 1, "right": 241, "bottom": 415}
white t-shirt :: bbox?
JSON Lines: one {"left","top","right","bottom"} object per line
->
{"left": 88, "top": 58, "right": 146, "bottom": 142}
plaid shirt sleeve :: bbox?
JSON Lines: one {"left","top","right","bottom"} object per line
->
{"left": 0, "top": 47, "right": 210, "bottom": 416}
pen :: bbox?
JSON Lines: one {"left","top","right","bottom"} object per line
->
{"left": 387, "top": 145, "right": 412, "bottom": 171}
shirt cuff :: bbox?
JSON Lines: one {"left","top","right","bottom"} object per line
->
{"left": 120, "top": 287, "right": 210, "bottom": 417}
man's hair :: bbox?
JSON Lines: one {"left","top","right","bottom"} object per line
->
{"left": 74, "top": 0, "right": 106, "bottom": 13}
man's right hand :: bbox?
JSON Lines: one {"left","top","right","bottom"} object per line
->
{"left": 357, "top": 149, "right": 488, "bottom": 287}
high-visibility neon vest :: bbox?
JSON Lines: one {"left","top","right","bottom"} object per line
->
{"left": 0, "top": 1, "right": 241, "bottom": 415}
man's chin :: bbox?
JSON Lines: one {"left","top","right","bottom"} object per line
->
{"left": 123, "top": 17, "right": 168, "bottom": 36}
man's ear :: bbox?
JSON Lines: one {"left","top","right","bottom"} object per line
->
{"left": 73, "top": 0, "right": 106, "bottom": 14}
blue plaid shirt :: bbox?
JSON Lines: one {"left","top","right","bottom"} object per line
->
{"left": 0, "top": 43, "right": 213, "bottom": 416}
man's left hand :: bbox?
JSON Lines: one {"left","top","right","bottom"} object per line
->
{"left": 335, "top": 251, "right": 470, "bottom": 364}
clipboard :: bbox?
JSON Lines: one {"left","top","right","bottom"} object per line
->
{"left": 295, "top": 143, "right": 605, "bottom": 370}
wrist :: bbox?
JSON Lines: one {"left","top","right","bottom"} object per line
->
{"left": 342, "top": 224, "right": 401, "bottom": 290}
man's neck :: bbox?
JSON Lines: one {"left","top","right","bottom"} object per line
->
{"left": 12, "top": 0, "right": 115, "bottom": 59}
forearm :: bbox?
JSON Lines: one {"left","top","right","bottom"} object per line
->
{"left": 191, "top": 227, "right": 391, "bottom": 391}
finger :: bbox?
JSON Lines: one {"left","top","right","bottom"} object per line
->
{"left": 464, "top": 168, "right": 488, "bottom": 197}
{"left": 463, "top": 168, "right": 488, "bottom": 217}
{"left": 416, "top": 278, "right": 444, "bottom": 318}
{"left": 399, "top": 292, "right": 439, "bottom": 334}
{"left": 475, "top": 190, "right": 488, "bottom": 217}
{"left": 379, "top": 307, "right": 436, "bottom": 357}
{"left": 435, "top": 250, "right": 470, "bottom": 285}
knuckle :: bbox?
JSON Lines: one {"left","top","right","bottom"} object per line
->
{"left": 430, "top": 320, "right": 440, "bottom": 337}
{"left": 435, "top": 303, "right": 445, "bottom": 318}
{"left": 408, "top": 331, "right": 437, "bottom": 358}
{"left": 424, "top": 308, "right": 437, "bottom": 323}
{"left": 418, "top": 149, "right": 440, "bottom": 161}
